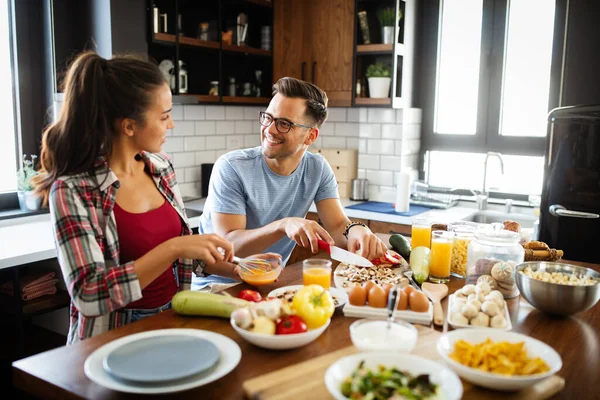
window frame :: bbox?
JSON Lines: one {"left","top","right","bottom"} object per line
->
{"left": 419, "top": 0, "right": 567, "bottom": 161}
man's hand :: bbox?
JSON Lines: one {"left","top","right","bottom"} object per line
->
{"left": 282, "top": 218, "right": 335, "bottom": 253}
{"left": 346, "top": 226, "right": 387, "bottom": 260}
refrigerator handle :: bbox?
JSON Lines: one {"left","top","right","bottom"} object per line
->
{"left": 549, "top": 204, "right": 599, "bottom": 219}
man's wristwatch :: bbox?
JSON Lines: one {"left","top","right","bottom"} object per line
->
{"left": 343, "top": 221, "right": 369, "bottom": 239}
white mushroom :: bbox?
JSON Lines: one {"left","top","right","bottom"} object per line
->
{"left": 470, "top": 311, "right": 490, "bottom": 327}
{"left": 468, "top": 292, "right": 485, "bottom": 304}
{"left": 487, "top": 290, "right": 504, "bottom": 301}
{"left": 451, "top": 312, "right": 469, "bottom": 325}
{"left": 475, "top": 281, "right": 492, "bottom": 296}
{"left": 490, "top": 314, "right": 507, "bottom": 329}
{"left": 467, "top": 299, "right": 482, "bottom": 311}
{"left": 461, "top": 284, "right": 476, "bottom": 295}
{"left": 481, "top": 300, "right": 500, "bottom": 317}
{"left": 485, "top": 294, "right": 505, "bottom": 309}
{"left": 461, "top": 303, "right": 479, "bottom": 319}
{"left": 451, "top": 297, "right": 467, "bottom": 313}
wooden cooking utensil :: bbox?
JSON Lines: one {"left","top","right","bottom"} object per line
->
{"left": 421, "top": 282, "right": 448, "bottom": 326}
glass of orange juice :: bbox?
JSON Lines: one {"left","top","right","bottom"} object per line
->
{"left": 429, "top": 230, "right": 454, "bottom": 283}
{"left": 302, "top": 259, "right": 332, "bottom": 290}
{"left": 411, "top": 217, "right": 431, "bottom": 249}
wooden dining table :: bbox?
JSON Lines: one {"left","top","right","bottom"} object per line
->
{"left": 12, "top": 249, "right": 600, "bottom": 399}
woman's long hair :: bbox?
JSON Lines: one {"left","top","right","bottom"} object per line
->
{"left": 34, "top": 51, "right": 166, "bottom": 204}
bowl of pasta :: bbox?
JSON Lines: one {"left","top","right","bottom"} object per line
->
{"left": 515, "top": 262, "right": 600, "bottom": 316}
{"left": 437, "top": 329, "right": 562, "bottom": 391}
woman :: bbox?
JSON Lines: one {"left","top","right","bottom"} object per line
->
{"left": 34, "top": 52, "right": 274, "bottom": 345}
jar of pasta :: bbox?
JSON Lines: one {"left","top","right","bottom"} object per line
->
{"left": 449, "top": 228, "right": 474, "bottom": 278}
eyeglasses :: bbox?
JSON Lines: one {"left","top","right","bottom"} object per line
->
{"left": 258, "top": 111, "right": 314, "bottom": 134}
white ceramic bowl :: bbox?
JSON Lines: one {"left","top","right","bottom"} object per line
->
{"left": 349, "top": 319, "right": 418, "bottom": 352}
{"left": 230, "top": 316, "right": 330, "bottom": 350}
{"left": 437, "top": 329, "right": 562, "bottom": 391}
{"left": 325, "top": 352, "right": 463, "bottom": 400}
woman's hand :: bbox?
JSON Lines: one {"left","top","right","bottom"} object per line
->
{"left": 171, "top": 233, "right": 234, "bottom": 265}
{"left": 232, "top": 252, "right": 283, "bottom": 277}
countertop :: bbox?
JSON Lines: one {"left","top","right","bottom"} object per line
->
{"left": 0, "top": 197, "right": 524, "bottom": 270}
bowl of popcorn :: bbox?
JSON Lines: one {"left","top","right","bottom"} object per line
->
{"left": 515, "top": 261, "right": 600, "bottom": 316}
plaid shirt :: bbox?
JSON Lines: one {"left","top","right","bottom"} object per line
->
{"left": 49, "top": 152, "right": 202, "bottom": 345}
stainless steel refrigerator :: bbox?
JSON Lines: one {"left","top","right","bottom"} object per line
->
{"left": 539, "top": 105, "right": 600, "bottom": 263}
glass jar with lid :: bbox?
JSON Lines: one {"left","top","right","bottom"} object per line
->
{"left": 448, "top": 222, "right": 478, "bottom": 279}
{"left": 466, "top": 223, "right": 524, "bottom": 298}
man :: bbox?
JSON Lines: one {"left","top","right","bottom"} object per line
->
{"left": 199, "top": 77, "right": 386, "bottom": 269}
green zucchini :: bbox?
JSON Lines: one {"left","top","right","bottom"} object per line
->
{"left": 389, "top": 233, "right": 411, "bottom": 260}
{"left": 171, "top": 290, "right": 248, "bottom": 318}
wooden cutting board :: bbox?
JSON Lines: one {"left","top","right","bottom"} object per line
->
{"left": 242, "top": 325, "right": 564, "bottom": 400}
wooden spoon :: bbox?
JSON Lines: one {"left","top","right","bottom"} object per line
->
{"left": 421, "top": 282, "right": 449, "bottom": 326}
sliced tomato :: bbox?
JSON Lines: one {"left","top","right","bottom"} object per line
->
{"left": 238, "top": 289, "right": 262, "bottom": 302}
{"left": 371, "top": 251, "right": 402, "bottom": 266}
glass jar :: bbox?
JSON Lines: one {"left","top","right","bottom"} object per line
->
{"left": 448, "top": 221, "right": 478, "bottom": 279}
{"left": 466, "top": 223, "right": 524, "bottom": 298}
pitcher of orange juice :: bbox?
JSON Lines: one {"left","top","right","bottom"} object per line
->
{"left": 303, "top": 259, "right": 332, "bottom": 290}
{"left": 429, "top": 230, "right": 454, "bottom": 283}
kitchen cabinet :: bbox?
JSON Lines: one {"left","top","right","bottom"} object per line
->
{"left": 273, "top": 0, "right": 355, "bottom": 107}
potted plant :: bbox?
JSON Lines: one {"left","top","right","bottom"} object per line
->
{"left": 366, "top": 62, "right": 392, "bottom": 98}
{"left": 16, "top": 154, "right": 41, "bottom": 211}
{"left": 377, "top": 7, "right": 396, "bottom": 44}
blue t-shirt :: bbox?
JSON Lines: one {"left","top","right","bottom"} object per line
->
{"left": 199, "top": 147, "right": 339, "bottom": 264}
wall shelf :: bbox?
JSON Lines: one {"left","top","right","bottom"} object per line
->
{"left": 355, "top": 97, "right": 392, "bottom": 105}
{"left": 223, "top": 96, "right": 270, "bottom": 104}
{"left": 179, "top": 36, "right": 220, "bottom": 50}
{"left": 222, "top": 44, "right": 272, "bottom": 56}
{"left": 246, "top": 0, "right": 273, "bottom": 7}
{"left": 357, "top": 44, "right": 393, "bottom": 54}
{"left": 154, "top": 32, "right": 176, "bottom": 43}
{"left": 179, "top": 94, "right": 221, "bottom": 103}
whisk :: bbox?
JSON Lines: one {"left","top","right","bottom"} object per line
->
{"left": 232, "top": 256, "right": 274, "bottom": 275}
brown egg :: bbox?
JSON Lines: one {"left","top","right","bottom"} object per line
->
{"left": 382, "top": 283, "right": 393, "bottom": 297}
{"left": 409, "top": 291, "right": 429, "bottom": 312}
{"left": 363, "top": 280, "right": 375, "bottom": 293}
{"left": 396, "top": 289, "right": 408, "bottom": 310}
{"left": 403, "top": 285, "right": 416, "bottom": 297}
{"left": 348, "top": 286, "right": 367, "bottom": 306}
{"left": 368, "top": 285, "right": 387, "bottom": 308}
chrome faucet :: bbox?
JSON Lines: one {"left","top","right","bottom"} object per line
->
{"left": 479, "top": 152, "right": 505, "bottom": 210}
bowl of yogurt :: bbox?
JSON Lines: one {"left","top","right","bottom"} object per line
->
{"left": 349, "top": 319, "right": 418, "bottom": 353}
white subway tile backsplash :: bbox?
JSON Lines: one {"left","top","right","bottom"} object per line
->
{"left": 205, "top": 106, "right": 225, "bottom": 120}
{"left": 378, "top": 186, "right": 397, "bottom": 203}
{"left": 347, "top": 108, "right": 368, "bottom": 122}
{"left": 243, "top": 106, "right": 262, "bottom": 120}
{"left": 359, "top": 123, "right": 381, "bottom": 138}
{"left": 380, "top": 155, "right": 404, "bottom": 171}
{"left": 196, "top": 150, "right": 217, "bottom": 164}
{"left": 381, "top": 124, "right": 403, "bottom": 139}
{"left": 368, "top": 139, "right": 395, "bottom": 155}
{"left": 172, "top": 121, "right": 195, "bottom": 136}
{"left": 368, "top": 108, "right": 396, "bottom": 123}
{"left": 365, "top": 170, "right": 394, "bottom": 186}
{"left": 311, "top": 136, "right": 322, "bottom": 149}
{"left": 225, "top": 106, "right": 245, "bottom": 120}
{"left": 396, "top": 109, "right": 404, "bottom": 124}
{"left": 216, "top": 121, "right": 235, "bottom": 135}
{"left": 185, "top": 166, "right": 202, "bottom": 183}
{"left": 244, "top": 134, "right": 260, "bottom": 147}
{"left": 334, "top": 122, "right": 359, "bottom": 137}
{"left": 327, "top": 107, "right": 347, "bottom": 122}
{"left": 395, "top": 139, "right": 420, "bottom": 156}
{"left": 179, "top": 182, "right": 202, "bottom": 199}
{"left": 175, "top": 167, "right": 186, "bottom": 183}
{"left": 206, "top": 136, "right": 226, "bottom": 150}
{"left": 162, "top": 137, "right": 184, "bottom": 153}
{"left": 226, "top": 135, "right": 244, "bottom": 150}
{"left": 346, "top": 137, "right": 359, "bottom": 150}
{"left": 368, "top": 185, "right": 381, "bottom": 201}
{"left": 172, "top": 152, "right": 196, "bottom": 167}
{"left": 184, "top": 136, "right": 206, "bottom": 151}
{"left": 183, "top": 105, "right": 205, "bottom": 120}
{"left": 358, "top": 168, "right": 366, "bottom": 179}
{"left": 195, "top": 121, "right": 216, "bottom": 135}
{"left": 358, "top": 154, "right": 380, "bottom": 170}
{"left": 215, "top": 150, "right": 228, "bottom": 158}
{"left": 171, "top": 105, "right": 184, "bottom": 120}
{"left": 319, "top": 123, "right": 335, "bottom": 136}
{"left": 235, "top": 120, "right": 254, "bottom": 134}
{"left": 322, "top": 137, "right": 346, "bottom": 148}
{"left": 359, "top": 139, "right": 367, "bottom": 153}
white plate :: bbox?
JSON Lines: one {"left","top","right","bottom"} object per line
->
{"left": 437, "top": 329, "right": 562, "bottom": 391}
{"left": 324, "top": 352, "right": 463, "bottom": 400}
{"left": 267, "top": 285, "right": 348, "bottom": 310}
{"left": 84, "top": 329, "right": 241, "bottom": 394}
{"left": 446, "top": 294, "right": 513, "bottom": 331}
{"left": 333, "top": 263, "right": 408, "bottom": 292}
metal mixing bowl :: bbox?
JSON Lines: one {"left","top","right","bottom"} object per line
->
{"left": 515, "top": 262, "right": 600, "bottom": 316}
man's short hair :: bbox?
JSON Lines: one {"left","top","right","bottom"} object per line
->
{"left": 272, "top": 77, "right": 328, "bottom": 128}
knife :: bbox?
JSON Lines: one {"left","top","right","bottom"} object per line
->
{"left": 317, "top": 239, "right": 374, "bottom": 267}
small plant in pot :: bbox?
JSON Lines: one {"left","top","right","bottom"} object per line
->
{"left": 16, "top": 154, "right": 41, "bottom": 211}
{"left": 366, "top": 62, "right": 392, "bottom": 98}
{"left": 377, "top": 7, "right": 396, "bottom": 44}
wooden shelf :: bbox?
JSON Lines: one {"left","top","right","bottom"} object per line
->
{"left": 355, "top": 97, "right": 392, "bottom": 105}
{"left": 246, "top": 0, "right": 273, "bottom": 7}
{"left": 223, "top": 96, "right": 270, "bottom": 104}
{"left": 154, "top": 32, "right": 176, "bottom": 43}
{"left": 179, "top": 36, "right": 220, "bottom": 50}
{"left": 179, "top": 94, "right": 220, "bottom": 103}
{"left": 222, "top": 43, "right": 272, "bottom": 56}
{"left": 357, "top": 44, "right": 393, "bottom": 54}
{"left": 0, "top": 290, "right": 70, "bottom": 317}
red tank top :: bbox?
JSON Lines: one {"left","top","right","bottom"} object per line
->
{"left": 114, "top": 200, "right": 181, "bottom": 309}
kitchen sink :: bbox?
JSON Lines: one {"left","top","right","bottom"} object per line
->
{"left": 461, "top": 210, "right": 537, "bottom": 228}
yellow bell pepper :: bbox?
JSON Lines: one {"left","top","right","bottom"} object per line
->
{"left": 291, "top": 285, "right": 334, "bottom": 329}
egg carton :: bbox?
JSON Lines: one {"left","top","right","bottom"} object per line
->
{"left": 446, "top": 294, "right": 513, "bottom": 331}
{"left": 342, "top": 302, "right": 433, "bottom": 326}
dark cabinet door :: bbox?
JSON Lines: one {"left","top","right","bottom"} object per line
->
{"left": 273, "top": 0, "right": 309, "bottom": 82}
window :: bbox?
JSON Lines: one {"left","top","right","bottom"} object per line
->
{"left": 0, "top": 0, "right": 18, "bottom": 193}
{"left": 420, "top": 0, "right": 566, "bottom": 196}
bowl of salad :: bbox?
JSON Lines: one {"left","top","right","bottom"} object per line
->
{"left": 324, "top": 352, "right": 462, "bottom": 400}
